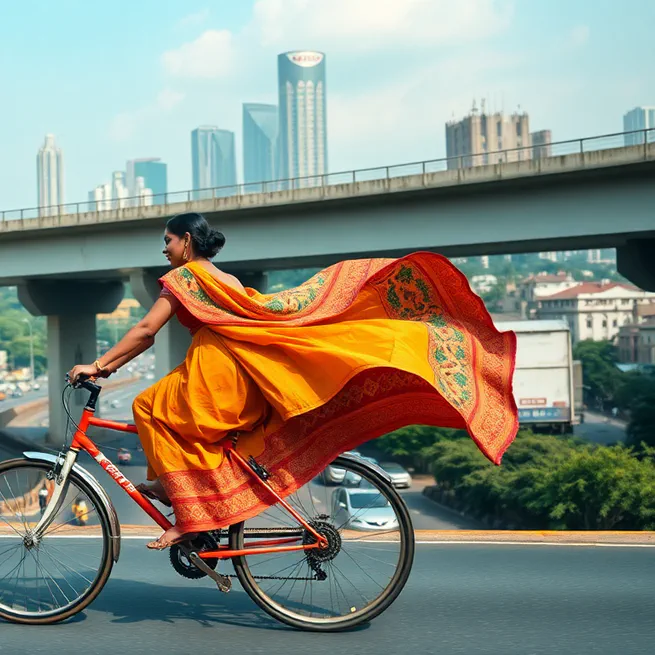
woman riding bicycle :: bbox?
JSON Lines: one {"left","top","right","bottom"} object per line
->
{"left": 69, "top": 212, "right": 518, "bottom": 550}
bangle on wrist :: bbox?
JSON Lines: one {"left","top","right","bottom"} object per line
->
{"left": 93, "top": 359, "right": 108, "bottom": 374}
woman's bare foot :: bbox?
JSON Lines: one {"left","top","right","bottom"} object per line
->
{"left": 146, "top": 525, "right": 198, "bottom": 550}
{"left": 135, "top": 480, "right": 172, "bottom": 507}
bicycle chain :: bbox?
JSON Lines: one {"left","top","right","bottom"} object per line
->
{"left": 207, "top": 530, "right": 322, "bottom": 581}
{"left": 225, "top": 573, "right": 320, "bottom": 581}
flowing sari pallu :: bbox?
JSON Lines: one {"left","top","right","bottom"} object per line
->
{"left": 133, "top": 252, "right": 519, "bottom": 533}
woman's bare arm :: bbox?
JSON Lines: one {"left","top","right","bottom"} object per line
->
{"left": 104, "top": 337, "right": 155, "bottom": 375}
{"left": 97, "top": 295, "right": 180, "bottom": 370}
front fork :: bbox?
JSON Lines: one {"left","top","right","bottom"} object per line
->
{"left": 29, "top": 449, "right": 79, "bottom": 544}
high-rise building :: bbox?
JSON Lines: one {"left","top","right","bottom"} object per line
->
{"left": 243, "top": 103, "right": 278, "bottom": 191}
{"left": 531, "top": 129, "right": 552, "bottom": 160}
{"left": 277, "top": 51, "right": 328, "bottom": 183}
{"left": 37, "top": 134, "right": 64, "bottom": 216}
{"left": 623, "top": 107, "right": 655, "bottom": 145}
{"left": 126, "top": 158, "right": 168, "bottom": 205}
{"left": 135, "top": 177, "right": 153, "bottom": 207}
{"left": 111, "top": 171, "right": 128, "bottom": 209}
{"left": 191, "top": 127, "right": 237, "bottom": 199}
{"left": 88, "top": 184, "right": 111, "bottom": 212}
{"left": 445, "top": 102, "right": 531, "bottom": 169}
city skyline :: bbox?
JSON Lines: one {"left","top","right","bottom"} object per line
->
{"left": 3, "top": 1, "right": 651, "bottom": 210}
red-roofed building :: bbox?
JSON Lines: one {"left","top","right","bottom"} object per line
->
{"left": 518, "top": 272, "right": 580, "bottom": 306}
{"left": 536, "top": 281, "right": 655, "bottom": 343}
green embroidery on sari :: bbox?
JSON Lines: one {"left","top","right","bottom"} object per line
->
{"left": 263, "top": 273, "right": 327, "bottom": 315}
{"left": 381, "top": 263, "right": 473, "bottom": 408}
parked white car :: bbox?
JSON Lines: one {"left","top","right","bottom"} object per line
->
{"left": 379, "top": 462, "right": 412, "bottom": 489}
{"left": 331, "top": 486, "right": 399, "bottom": 531}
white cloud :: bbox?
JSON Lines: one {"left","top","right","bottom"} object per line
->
{"left": 252, "top": 0, "right": 513, "bottom": 50}
{"left": 327, "top": 51, "right": 525, "bottom": 171}
{"left": 109, "top": 88, "right": 186, "bottom": 142}
{"left": 160, "top": 0, "right": 513, "bottom": 81}
{"left": 162, "top": 29, "right": 235, "bottom": 79}
{"left": 568, "top": 25, "right": 590, "bottom": 48}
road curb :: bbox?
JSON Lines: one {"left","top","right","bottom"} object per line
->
{"left": 115, "top": 525, "right": 655, "bottom": 545}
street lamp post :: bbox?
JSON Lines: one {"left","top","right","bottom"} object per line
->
{"left": 22, "top": 318, "right": 35, "bottom": 385}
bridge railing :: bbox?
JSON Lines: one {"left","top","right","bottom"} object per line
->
{"left": 2, "top": 127, "right": 654, "bottom": 223}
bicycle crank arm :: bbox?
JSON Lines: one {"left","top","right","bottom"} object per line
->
{"left": 187, "top": 551, "right": 232, "bottom": 593}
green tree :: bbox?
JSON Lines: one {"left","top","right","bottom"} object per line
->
{"left": 538, "top": 444, "right": 655, "bottom": 529}
{"left": 572, "top": 340, "right": 622, "bottom": 408}
{"left": 626, "top": 400, "right": 655, "bottom": 451}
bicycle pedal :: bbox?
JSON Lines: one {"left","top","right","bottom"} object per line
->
{"left": 188, "top": 551, "right": 232, "bottom": 593}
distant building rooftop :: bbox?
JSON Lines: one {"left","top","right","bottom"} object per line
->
{"left": 541, "top": 281, "right": 638, "bottom": 299}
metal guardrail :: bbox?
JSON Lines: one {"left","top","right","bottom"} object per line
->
{"left": 2, "top": 127, "right": 654, "bottom": 223}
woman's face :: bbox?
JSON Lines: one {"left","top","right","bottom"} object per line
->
{"left": 163, "top": 230, "right": 190, "bottom": 268}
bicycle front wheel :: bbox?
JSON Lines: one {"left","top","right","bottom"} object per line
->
{"left": 0, "top": 459, "right": 114, "bottom": 624}
{"left": 229, "top": 455, "right": 415, "bottom": 631}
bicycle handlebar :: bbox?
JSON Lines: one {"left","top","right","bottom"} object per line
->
{"left": 65, "top": 374, "right": 102, "bottom": 396}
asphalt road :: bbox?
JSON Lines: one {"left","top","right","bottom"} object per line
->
{"left": 574, "top": 410, "right": 627, "bottom": 445}
{"left": 1, "top": 541, "right": 653, "bottom": 654}
{"left": 0, "top": 386, "right": 48, "bottom": 412}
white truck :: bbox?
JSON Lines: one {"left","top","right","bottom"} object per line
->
{"left": 494, "top": 319, "right": 582, "bottom": 433}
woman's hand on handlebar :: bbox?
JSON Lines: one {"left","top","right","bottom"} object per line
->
{"left": 68, "top": 363, "right": 104, "bottom": 384}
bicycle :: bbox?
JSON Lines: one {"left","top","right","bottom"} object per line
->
{"left": 0, "top": 377, "right": 414, "bottom": 631}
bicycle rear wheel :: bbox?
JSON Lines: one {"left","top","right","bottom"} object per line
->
{"left": 0, "top": 459, "right": 114, "bottom": 624}
{"left": 229, "top": 455, "right": 414, "bottom": 631}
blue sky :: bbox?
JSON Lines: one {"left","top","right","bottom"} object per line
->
{"left": 0, "top": 0, "right": 652, "bottom": 210}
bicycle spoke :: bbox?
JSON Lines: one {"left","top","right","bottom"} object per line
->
{"left": 339, "top": 547, "right": 386, "bottom": 591}
{"left": 40, "top": 544, "right": 94, "bottom": 586}
{"left": 26, "top": 547, "right": 72, "bottom": 607}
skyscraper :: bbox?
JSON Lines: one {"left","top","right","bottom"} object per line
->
{"left": 623, "top": 107, "right": 655, "bottom": 145}
{"left": 37, "top": 134, "right": 64, "bottom": 216}
{"left": 191, "top": 127, "right": 237, "bottom": 199}
{"left": 277, "top": 51, "right": 328, "bottom": 183}
{"left": 243, "top": 103, "right": 278, "bottom": 191}
{"left": 88, "top": 184, "right": 111, "bottom": 212}
{"left": 111, "top": 172, "right": 128, "bottom": 209}
{"left": 531, "top": 129, "right": 552, "bottom": 160}
{"left": 126, "top": 158, "right": 168, "bottom": 205}
{"left": 445, "top": 102, "right": 531, "bottom": 169}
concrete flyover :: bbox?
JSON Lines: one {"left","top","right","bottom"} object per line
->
{"left": 0, "top": 131, "right": 654, "bottom": 441}
{"left": 1, "top": 137, "right": 655, "bottom": 286}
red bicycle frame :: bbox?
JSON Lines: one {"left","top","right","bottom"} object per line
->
{"left": 70, "top": 407, "right": 328, "bottom": 559}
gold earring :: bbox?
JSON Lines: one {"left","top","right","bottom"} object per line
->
{"left": 183, "top": 241, "right": 189, "bottom": 262}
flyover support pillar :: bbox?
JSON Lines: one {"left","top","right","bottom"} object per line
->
{"left": 130, "top": 270, "right": 191, "bottom": 381}
{"left": 237, "top": 272, "right": 269, "bottom": 293}
{"left": 617, "top": 239, "right": 655, "bottom": 292}
{"left": 18, "top": 280, "right": 125, "bottom": 445}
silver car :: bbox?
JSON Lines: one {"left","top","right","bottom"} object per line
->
{"left": 320, "top": 450, "right": 362, "bottom": 485}
{"left": 331, "top": 487, "right": 399, "bottom": 531}
{"left": 379, "top": 462, "right": 412, "bottom": 489}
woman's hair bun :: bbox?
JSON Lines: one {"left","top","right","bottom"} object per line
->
{"left": 166, "top": 212, "right": 226, "bottom": 259}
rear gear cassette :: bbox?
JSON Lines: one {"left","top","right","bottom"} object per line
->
{"left": 303, "top": 520, "right": 342, "bottom": 564}
{"left": 170, "top": 532, "right": 219, "bottom": 579}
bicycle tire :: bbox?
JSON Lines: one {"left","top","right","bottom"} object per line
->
{"left": 0, "top": 458, "right": 114, "bottom": 625}
{"left": 229, "top": 455, "right": 415, "bottom": 631}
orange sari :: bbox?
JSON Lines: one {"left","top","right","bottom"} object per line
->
{"left": 132, "top": 253, "right": 518, "bottom": 533}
